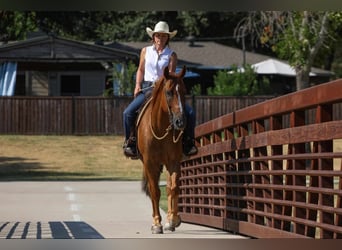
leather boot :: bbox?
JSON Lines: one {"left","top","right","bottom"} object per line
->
{"left": 183, "top": 137, "right": 198, "bottom": 156}
{"left": 123, "top": 137, "right": 137, "bottom": 158}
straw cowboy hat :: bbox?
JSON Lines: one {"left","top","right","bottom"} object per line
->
{"left": 146, "top": 21, "right": 177, "bottom": 39}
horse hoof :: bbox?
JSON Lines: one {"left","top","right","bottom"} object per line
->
{"left": 164, "top": 216, "right": 181, "bottom": 232}
{"left": 163, "top": 222, "right": 175, "bottom": 232}
{"left": 151, "top": 225, "right": 163, "bottom": 234}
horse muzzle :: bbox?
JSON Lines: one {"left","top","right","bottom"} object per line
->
{"left": 172, "top": 113, "right": 186, "bottom": 130}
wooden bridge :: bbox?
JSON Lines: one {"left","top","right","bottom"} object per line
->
{"left": 1, "top": 78, "right": 341, "bottom": 238}
{"left": 179, "top": 79, "right": 342, "bottom": 238}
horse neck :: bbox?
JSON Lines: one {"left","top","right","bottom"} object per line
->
{"left": 151, "top": 90, "right": 170, "bottom": 132}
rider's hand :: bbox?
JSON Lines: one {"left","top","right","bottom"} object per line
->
{"left": 134, "top": 85, "right": 141, "bottom": 98}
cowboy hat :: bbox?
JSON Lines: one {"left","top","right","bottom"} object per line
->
{"left": 146, "top": 21, "right": 177, "bottom": 39}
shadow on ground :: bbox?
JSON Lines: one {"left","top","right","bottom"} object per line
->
{"left": 0, "top": 156, "right": 92, "bottom": 181}
{"left": 0, "top": 156, "right": 132, "bottom": 181}
{"left": 0, "top": 221, "right": 104, "bottom": 239}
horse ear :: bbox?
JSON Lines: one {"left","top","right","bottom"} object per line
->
{"left": 180, "top": 65, "right": 186, "bottom": 78}
{"left": 164, "top": 66, "right": 170, "bottom": 78}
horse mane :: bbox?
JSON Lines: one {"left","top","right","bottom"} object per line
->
{"left": 150, "top": 76, "right": 165, "bottom": 106}
{"left": 150, "top": 66, "right": 186, "bottom": 107}
{"left": 150, "top": 67, "right": 171, "bottom": 107}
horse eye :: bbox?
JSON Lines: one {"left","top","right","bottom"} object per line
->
{"left": 166, "top": 89, "right": 173, "bottom": 97}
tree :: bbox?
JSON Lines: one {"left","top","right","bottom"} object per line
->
{"left": 234, "top": 11, "right": 337, "bottom": 91}
{"left": 110, "top": 60, "right": 137, "bottom": 96}
{"left": 208, "top": 64, "right": 271, "bottom": 96}
{"left": 0, "top": 11, "right": 36, "bottom": 42}
{"left": 327, "top": 12, "right": 342, "bottom": 78}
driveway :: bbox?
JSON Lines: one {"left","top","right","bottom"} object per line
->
{"left": 0, "top": 181, "right": 247, "bottom": 239}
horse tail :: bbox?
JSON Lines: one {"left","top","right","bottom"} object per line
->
{"left": 141, "top": 165, "right": 163, "bottom": 197}
{"left": 141, "top": 171, "right": 150, "bottom": 197}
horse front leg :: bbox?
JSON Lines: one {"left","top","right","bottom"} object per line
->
{"left": 164, "top": 165, "right": 181, "bottom": 232}
{"left": 144, "top": 164, "right": 163, "bottom": 234}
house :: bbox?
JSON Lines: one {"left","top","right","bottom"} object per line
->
{"left": 0, "top": 34, "right": 334, "bottom": 97}
{"left": 0, "top": 34, "right": 139, "bottom": 96}
{"left": 108, "top": 40, "right": 334, "bottom": 95}
{"left": 251, "top": 59, "right": 334, "bottom": 94}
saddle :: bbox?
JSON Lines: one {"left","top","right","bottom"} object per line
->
{"left": 136, "top": 92, "right": 153, "bottom": 128}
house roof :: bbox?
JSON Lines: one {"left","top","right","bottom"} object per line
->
{"left": 108, "top": 40, "right": 271, "bottom": 68}
{"left": 251, "top": 58, "right": 332, "bottom": 76}
{"left": 108, "top": 41, "right": 333, "bottom": 76}
{"left": 0, "top": 35, "right": 139, "bottom": 63}
{"left": 0, "top": 35, "right": 333, "bottom": 77}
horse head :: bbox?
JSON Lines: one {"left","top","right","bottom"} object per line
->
{"left": 162, "top": 65, "right": 187, "bottom": 131}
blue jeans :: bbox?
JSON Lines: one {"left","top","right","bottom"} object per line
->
{"left": 123, "top": 91, "right": 196, "bottom": 141}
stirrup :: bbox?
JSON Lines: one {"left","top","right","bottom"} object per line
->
{"left": 185, "top": 145, "right": 198, "bottom": 156}
{"left": 123, "top": 137, "right": 138, "bottom": 159}
{"left": 183, "top": 137, "right": 198, "bottom": 156}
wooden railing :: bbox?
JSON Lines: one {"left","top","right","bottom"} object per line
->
{"left": 179, "top": 79, "right": 342, "bottom": 238}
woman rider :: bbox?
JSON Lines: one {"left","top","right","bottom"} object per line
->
{"left": 122, "top": 21, "right": 198, "bottom": 158}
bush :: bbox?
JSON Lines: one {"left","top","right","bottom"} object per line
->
{"left": 208, "top": 64, "right": 271, "bottom": 96}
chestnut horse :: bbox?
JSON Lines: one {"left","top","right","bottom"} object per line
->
{"left": 136, "top": 65, "right": 187, "bottom": 234}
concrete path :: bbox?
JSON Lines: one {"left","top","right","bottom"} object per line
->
{"left": 0, "top": 181, "right": 247, "bottom": 239}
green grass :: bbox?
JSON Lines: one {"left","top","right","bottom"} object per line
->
{"left": 0, "top": 135, "right": 143, "bottom": 181}
{"left": 159, "top": 184, "right": 168, "bottom": 212}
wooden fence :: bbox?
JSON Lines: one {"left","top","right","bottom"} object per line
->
{"left": 0, "top": 96, "right": 272, "bottom": 135}
{"left": 0, "top": 96, "right": 129, "bottom": 135}
{"left": 178, "top": 79, "right": 342, "bottom": 238}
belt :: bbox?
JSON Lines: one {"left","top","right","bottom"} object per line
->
{"left": 141, "top": 81, "right": 154, "bottom": 90}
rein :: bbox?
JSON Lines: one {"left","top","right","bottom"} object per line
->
{"left": 150, "top": 122, "right": 183, "bottom": 143}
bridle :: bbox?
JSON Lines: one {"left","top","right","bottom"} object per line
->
{"left": 149, "top": 80, "right": 184, "bottom": 143}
